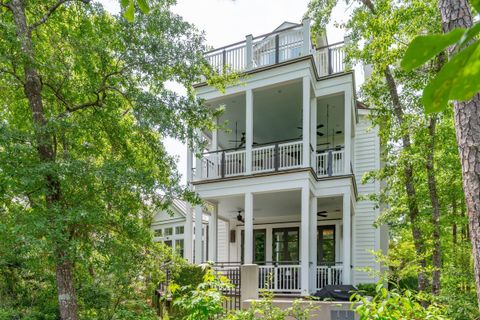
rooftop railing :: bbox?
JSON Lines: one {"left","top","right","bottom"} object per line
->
{"left": 203, "top": 20, "right": 346, "bottom": 78}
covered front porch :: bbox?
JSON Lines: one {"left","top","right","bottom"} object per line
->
{"left": 187, "top": 185, "right": 355, "bottom": 296}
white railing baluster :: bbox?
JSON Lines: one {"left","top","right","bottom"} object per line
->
{"left": 316, "top": 265, "right": 344, "bottom": 290}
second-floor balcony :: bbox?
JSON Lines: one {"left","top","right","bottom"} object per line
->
{"left": 195, "top": 141, "right": 346, "bottom": 181}
{"left": 202, "top": 19, "right": 346, "bottom": 79}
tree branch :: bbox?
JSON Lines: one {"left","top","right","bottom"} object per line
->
{"left": 359, "top": 0, "right": 376, "bottom": 14}
{"left": 29, "top": 0, "right": 90, "bottom": 31}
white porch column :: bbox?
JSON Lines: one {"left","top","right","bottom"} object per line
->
{"left": 344, "top": 88, "right": 353, "bottom": 174}
{"left": 309, "top": 195, "right": 318, "bottom": 293}
{"left": 310, "top": 96, "right": 317, "bottom": 171}
{"left": 302, "top": 18, "right": 311, "bottom": 56}
{"left": 187, "top": 147, "right": 193, "bottom": 183}
{"left": 302, "top": 76, "right": 311, "bottom": 167}
{"left": 244, "top": 192, "right": 254, "bottom": 264}
{"left": 300, "top": 186, "right": 310, "bottom": 295}
{"left": 195, "top": 205, "right": 203, "bottom": 264}
{"left": 184, "top": 203, "right": 193, "bottom": 262}
{"left": 208, "top": 204, "right": 218, "bottom": 262}
{"left": 245, "top": 89, "right": 253, "bottom": 174}
{"left": 342, "top": 190, "right": 352, "bottom": 284}
{"left": 195, "top": 129, "right": 203, "bottom": 179}
{"left": 246, "top": 34, "right": 253, "bottom": 70}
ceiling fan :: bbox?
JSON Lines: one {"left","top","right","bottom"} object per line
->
{"left": 297, "top": 124, "right": 325, "bottom": 138}
{"left": 229, "top": 208, "right": 259, "bottom": 223}
{"left": 317, "top": 210, "right": 328, "bottom": 218}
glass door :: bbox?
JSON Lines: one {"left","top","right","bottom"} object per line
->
{"left": 241, "top": 229, "right": 266, "bottom": 264}
{"left": 272, "top": 227, "right": 299, "bottom": 264}
{"left": 317, "top": 225, "right": 335, "bottom": 265}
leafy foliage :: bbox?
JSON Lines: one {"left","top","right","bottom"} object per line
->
{"left": 352, "top": 282, "right": 449, "bottom": 319}
{"left": 401, "top": 1, "right": 480, "bottom": 113}
{"left": 168, "top": 265, "right": 232, "bottom": 320}
{"left": 0, "top": 0, "right": 223, "bottom": 318}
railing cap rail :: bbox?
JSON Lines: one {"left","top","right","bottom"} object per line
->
{"left": 204, "top": 24, "right": 303, "bottom": 55}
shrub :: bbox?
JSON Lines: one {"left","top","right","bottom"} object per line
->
{"left": 351, "top": 282, "right": 449, "bottom": 320}
{"left": 168, "top": 264, "right": 231, "bottom": 320}
{"left": 356, "top": 283, "right": 377, "bottom": 297}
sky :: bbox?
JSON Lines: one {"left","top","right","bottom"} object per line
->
{"left": 99, "top": 0, "right": 351, "bottom": 185}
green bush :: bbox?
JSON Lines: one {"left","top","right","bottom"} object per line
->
{"left": 356, "top": 283, "right": 377, "bottom": 297}
{"left": 170, "top": 263, "right": 205, "bottom": 289}
{"left": 351, "top": 282, "right": 449, "bottom": 320}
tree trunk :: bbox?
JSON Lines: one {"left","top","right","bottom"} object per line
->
{"left": 426, "top": 116, "right": 441, "bottom": 295}
{"left": 384, "top": 67, "right": 428, "bottom": 292}
{"left": 8, "top": 0, "right": 78, "bottom": 318}
{"left": 438, "top": 0, "right": 480, "bottom": 309}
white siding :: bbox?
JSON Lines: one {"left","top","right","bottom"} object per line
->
{"left": 217, "top": 219, "right": 229, "bottom": 262}
{"left": 353, "top": 112, "right": 383, "bottom": 284}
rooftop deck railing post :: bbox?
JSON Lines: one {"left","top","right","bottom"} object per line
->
{"left": 328, "top": 48, "right": 333, "bottom": 75}
{"left": 246, "top": 34, "right": 253, "bottom": 70}
{"left": 302, "top": 18, "right": 311, "bottom": 56}
{"left": 222, "top": 49, "right": 227, "bottom": 73}
{"left": 275, "top": 34, "right": 280, "bottom": 64}
{"left": 274, "top": 143, "right": 280, "bottom": 171}
{"left": 221, "top": 151, "right": 226, "bottom": 178}
{"left": 327, "top": 150, "right": 333, "bottom": 176}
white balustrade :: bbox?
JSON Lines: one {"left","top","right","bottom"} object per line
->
{"left": 197, "top": 144, "right": 345, "bottom": 181}
{"left": 252, "top": 145, "right": 275, "bottom": 173}
{"left": 201, "top": 153, "right": 221, "bottom": 179}
{"left": 258, "top": 264, "right": 301, "bottom": 293}
{"left": 278, "top": 141, "right": 303, "bottom": 169}
{"left": 203, "top": 25, "right": 345, "bottom": 78}
{"left": 224, "top": 150, "right": 246, "bottom": 177}
{"left": 315, "top": 149, "right": 345, "bottom": 177}
{"left": 316, "top": 265, "right": 344, "bottom": 290}
{"left": 331, "top": 150, "right": 345, "bottom": 175}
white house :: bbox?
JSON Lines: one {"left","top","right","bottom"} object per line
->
{"left": 180, "top": 19, "right": 387, "bottom": 297}
{"left": 152, "top": 199, "right": 230, "bottom": 262}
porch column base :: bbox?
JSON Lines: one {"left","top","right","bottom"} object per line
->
{"left": 240, "top": 264, "right": 258, "bottom": 307}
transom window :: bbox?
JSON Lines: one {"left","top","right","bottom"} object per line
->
{"left": 175, "top": 226, "right": 184, "bottom": 235}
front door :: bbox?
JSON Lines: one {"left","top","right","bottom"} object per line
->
{"left": 317, "top": 225, "right": 336, "bottom": 265}
{"left": 272, "top": 227, "right": 299, "bottom": 264}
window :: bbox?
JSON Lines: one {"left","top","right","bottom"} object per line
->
{"left": 164, "top": 240, "right": 172, "bottom": 248}
{"left": 318, "top": 225, "right": 336, "bottom": 264}
{"left": 272, "top": 228, "right": 299, "bottom": 264}
{"left": 175, "top": 239, "right": 184, "bottom": 257}
{"left": 240, "top": 229, "right": 266, "bottom": 264}
{"left": 154, "top": 229, "right": 162, "bottom": 237}
{"left": 175, "top": 226, "right": 184, "bottom": 235}
{"left": 164, "top": 227, "right": 173, "bottom": 236}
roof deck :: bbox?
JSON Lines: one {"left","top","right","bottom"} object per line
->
{"left": 202, "top": 20, "right": 346, "bottom": 81}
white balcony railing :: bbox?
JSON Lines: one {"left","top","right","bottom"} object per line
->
{"left": 315, "top": 149, "right": 345, "bottom": 177}
{"left": 203, "top": 21, "right": 346, "bottom": 78}
{"left": 258, "top": 264, "right": 301, "bottom": 293}
{"left": 196, "top": 143, "right": 346, "bottom": 181}
{"left": 316, "top": 264, "right": 344, "bottom": 290}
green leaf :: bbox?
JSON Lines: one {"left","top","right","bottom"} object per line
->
{"left": 401, "top": 28, "right": 465, "bottom": 71}
{"left": 120, "top": 0, "right": 129, "bottom": 7}
{"left": 471, "top": 0, "right": 480, "bottom": 13}
{"left": 423, "top": 40, "right": 480, "bottom": 113}
{"left": 123, "top": 0, "right": 134, "bottom": 22}
{"left": 458, "top": 22, "right": 480, "bottom": 49}
{"left": 137, "top": 0, "right": 150, "bottom": 14}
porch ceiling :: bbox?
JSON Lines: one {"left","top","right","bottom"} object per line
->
{"left": 207, "top": 84, "right": 345, "bottom": 151}
{"left": 214, "top": 191, "right": 343, "bottom": 221}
